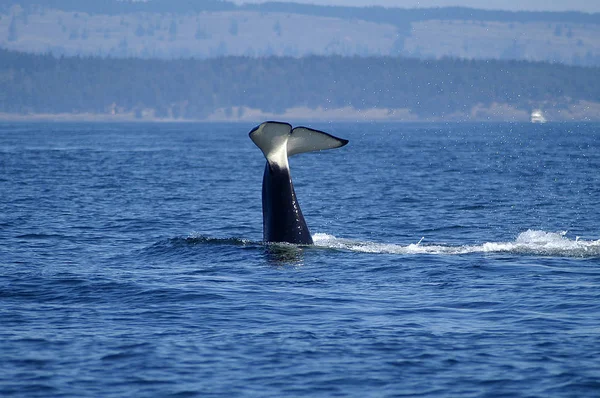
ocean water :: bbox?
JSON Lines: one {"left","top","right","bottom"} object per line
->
{"left": 1, "top": 121, "right": 599, "bottom": 397}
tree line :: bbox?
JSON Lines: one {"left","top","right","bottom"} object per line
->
{"left": 1, "top": 49, "right": 599, "bottom": 118}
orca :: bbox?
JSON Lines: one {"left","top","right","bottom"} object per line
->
{"left": 249, "top": 121, "right": 349, "bottom": 244}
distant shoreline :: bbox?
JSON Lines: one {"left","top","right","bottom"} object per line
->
{"left": 1, "top": 102, "right": 599, "bottom": 123}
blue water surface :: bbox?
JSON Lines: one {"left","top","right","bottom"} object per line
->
{"left": 1, "top": 122, "right": 600, "bottom": 397}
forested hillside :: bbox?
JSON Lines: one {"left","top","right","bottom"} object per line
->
{"left": 1, "top": 1, "right": 599, "bottom": 65}
{"left": 1, "top": 49, "right": 599, "bottom": 121}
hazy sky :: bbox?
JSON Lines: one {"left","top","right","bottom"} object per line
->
{"left": 233, "top": 0, "right": 600, "bottom": 13}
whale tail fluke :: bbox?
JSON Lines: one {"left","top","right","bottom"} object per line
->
{"left": 287, "top": 126, "right": 349, "bottom": 157}
{"left": 249, "top": 121, "right": 348, "bottom": 166}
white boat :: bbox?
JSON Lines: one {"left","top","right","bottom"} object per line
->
{"left": 531, "top": 109, "right": 546, "bottom": 123}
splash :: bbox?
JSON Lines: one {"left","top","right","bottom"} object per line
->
{"left": 312, "top": 230, "right": 600, "bottom": 258}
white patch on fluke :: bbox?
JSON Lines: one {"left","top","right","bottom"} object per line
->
{"left": 249, "top": 121, "right": 292, "bottom": 168}
{"left": 312, "top": 230, "right": 600, "bottom": 258}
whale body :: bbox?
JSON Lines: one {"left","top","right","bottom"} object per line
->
{"left": 249, "top": 121, "right": 349, "bottom": 244}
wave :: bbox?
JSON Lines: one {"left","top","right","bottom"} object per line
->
{"left": 312, "top": 230, "right": 600, "bottom": 258}
{"left": 180, "top": 235, "right": 254, "bottom": 246}
{"left": 148, "top": 230, "right": 600, "bottom": 259}
{"left": 143, "top": 234, "right": 257, "bottom": 256}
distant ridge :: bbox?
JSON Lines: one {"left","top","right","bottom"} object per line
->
{"left": 1, "top": 1, "right": 599, "bottom": 65}
{"left": 243, "top": 2, "right": 600, "bottom": 26}
{"left": 1, "top": 0, "right": 598, "bottom": 24}
{"left": 0, "top": 0, "right": 235, "bottom": 14}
